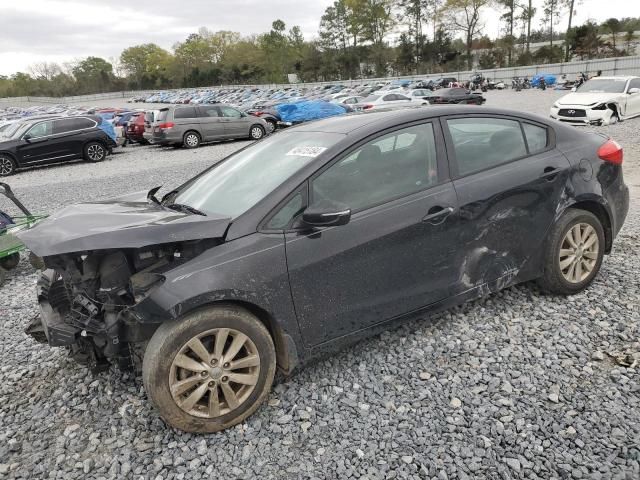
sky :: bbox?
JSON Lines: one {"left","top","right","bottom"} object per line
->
{"left": 0, "top": 0, "right": 639, "bottom": 76}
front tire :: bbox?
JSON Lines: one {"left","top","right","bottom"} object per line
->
{"left": 250, "top": 125, "right": 265, "bottom": 140}
{"left": 84, "top": 142, "right": 106, "bottom": 162}
{"left": 142, "top": 305, "right": 276, "bottom": 433}
{"left": 0, "top": 155, "right": 17, "bottom": 176}
{"left": 537, "top": 209, "right": 605, "bottom": 295}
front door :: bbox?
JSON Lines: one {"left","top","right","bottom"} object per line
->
{"left": 443, "top": 115, "right": 572, "bottom": 290}
{"left": 15, "top": 120, "right": 55, "bottom": 164}
{"left": 284, "top": 122, "right": 462, "bottom": 346}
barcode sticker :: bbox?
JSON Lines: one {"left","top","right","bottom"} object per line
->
{"left": 286, "top": 146, "right": 327, "bottom": 157}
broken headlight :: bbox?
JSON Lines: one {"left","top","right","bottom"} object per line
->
{"left": 130, "top": 272, "right": 166, "bottom": 303}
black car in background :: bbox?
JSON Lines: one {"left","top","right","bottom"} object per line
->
{"left": 0, "top": 115, "right": 116, "bottom": 176}
{"left": 20, "top": 107, "right": 629, "bottom": 433}
{"left": 426, "top": 87, "right": 486, "bottom": 105}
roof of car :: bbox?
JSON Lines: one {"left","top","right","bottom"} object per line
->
{"left": 291, "top": 106, "right": 548, "bottom": 135}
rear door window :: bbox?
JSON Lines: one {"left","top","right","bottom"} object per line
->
{"left": 174, "top": 107, "right": 197, "bottom": 119}
{"left": 447, "top": 118, "right": 528, "bottom": 176}
{"left": 220, "top": 107, "right": 242, "bottom": 118}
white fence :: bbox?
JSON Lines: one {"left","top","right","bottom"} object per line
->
{"left": 1, "top": 55, "right": 639, "bottom": 105}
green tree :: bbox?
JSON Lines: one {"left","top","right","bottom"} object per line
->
{"left": 542, "top": 0, "right": 561, "bottom": 48}
{"left": 497, "top": 0, "right": 518, "bottom": 65}
{"left": 602, "top": 18, "right": 622, "bottom": 52}
{"left": 72, "top": 57, "right": 114, "bottom": 93}
{"left": 120, "top": 44, "right": 173, "bottom": 89}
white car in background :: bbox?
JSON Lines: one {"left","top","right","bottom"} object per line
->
{"left": 407, "top": 89, "right": 433, "bottom": 104}
{"left": 332, "top": 95, "right": 365, "bottom": 105}
{"left": 550, "top": 76, "right": 640, "bottom": 125}
{"left": 353, "top": 93, "right": 413, "bottom": 111}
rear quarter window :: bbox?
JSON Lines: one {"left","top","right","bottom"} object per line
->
{"left": 174, "top": 107, "right": 197, "bottom": 119}
{"left": 523, "top": 123, "right": 548, "bottom": 153}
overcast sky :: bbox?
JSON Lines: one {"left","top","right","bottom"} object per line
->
{"left": 1, "top": 0, "right": 639, "bottom": 76}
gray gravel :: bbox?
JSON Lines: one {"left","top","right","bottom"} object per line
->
{"left": 1, "top": 89, "right": 639, "bottom": 479}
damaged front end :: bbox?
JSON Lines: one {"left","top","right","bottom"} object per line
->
{"left": 19, "top": 191, "right": 230, "bottom": 371}
{"left": 27, "top": 242, "right": 220, "bottom": 371}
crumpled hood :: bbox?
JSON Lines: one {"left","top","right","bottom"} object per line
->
{"left": 557, "top": 92, "right": 623, "bottom": 106}
{"left": 18, "top": 191, "right": 231, "bottom": 256}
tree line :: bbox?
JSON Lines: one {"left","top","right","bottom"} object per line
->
{"left": 1, "top": 1, "right": 639, "bottom": 98}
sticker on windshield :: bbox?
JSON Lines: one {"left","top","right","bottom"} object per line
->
{"left": 286, "top": 146, "right": 327, "bottom": 157}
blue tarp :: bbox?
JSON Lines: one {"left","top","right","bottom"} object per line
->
{"left": 531, "top": 74, "right": 557, "bottom": 86}
{"left": 98, "top": 120, "right": 117, "bottom": 142}
{"left": 275, "top": 101, "right": 348, "bottom": 123}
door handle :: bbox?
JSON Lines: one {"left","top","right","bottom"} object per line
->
{"left": 541, "top": 167, "right": 559, "bottom": 180}
{"left": 422, "top": 206, "right": 454, "bottom": 225}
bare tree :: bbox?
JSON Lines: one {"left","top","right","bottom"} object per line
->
{"left": 28, "top": 62, "right": 61, "bottom": 81}
{"left": 444, "top": 0, "right": 492, "bottom": 70}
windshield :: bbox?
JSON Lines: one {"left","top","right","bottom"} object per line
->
{"left": 172, "top": 131, "right": 345, "bottom": 218}
{"left": 577, "top": 78, "right": 627, "bottom": 93}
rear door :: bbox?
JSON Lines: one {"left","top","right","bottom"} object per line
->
{"left": 51, "top": 117, "right": 98, "bottom": 160}
{"left": 443, "top": 115, "right": 571, "bottom": 290}
{"left": 197, "top": 105, "right": 224, "bottom": 141}
{"left": 219, "top": 106, "right": 248, "bottom": 137}
{"left": 173, "top": 106, "right": 200, "bottom": 136}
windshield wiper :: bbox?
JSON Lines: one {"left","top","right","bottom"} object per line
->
{"left": 165, "top": 203, "right": 207, "bottom": 216}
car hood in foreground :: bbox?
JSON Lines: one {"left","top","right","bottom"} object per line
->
{"left": 557, "top": 92, "right": 623, "bottom": 106}
{"left": 18, "top": 191, "right": 231, "bottom": 256}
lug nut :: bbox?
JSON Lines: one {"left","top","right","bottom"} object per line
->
{"left": 208, "top": 381, "right": 215, "bottom": 387}
{"left": 211, "top": 359, "right": 217, "bottom": 366}
{"left": 222, "top": 376, "right": 228, "bottom": 382}
{"left": 223, "top": 363, "right": 230, "bottom": 368}
{"left": 201, "top": 371, "right": 207, "bottom": 377}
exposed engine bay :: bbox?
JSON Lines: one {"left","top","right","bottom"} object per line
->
{"left": 27, "top": 240, "right": 217, "bottom": 371}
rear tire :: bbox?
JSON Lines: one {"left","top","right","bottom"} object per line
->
{"left": 0, "top": 155, "right": 17, "bottom": 176}
{"left": 84, "top": 142, "right": 106, "bottom": 162}
{"left": 142, "top": 305, "right": 276, "bottom": 433}
{"left": 537, "top": 209, "right": 605, "bottom": 295}
{"left": 183, "top": 131, "right": 201, "bottom": 149}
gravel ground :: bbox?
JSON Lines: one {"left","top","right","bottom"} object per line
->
{"left": 0, "top": 89, "right": 639, "bottom": 480}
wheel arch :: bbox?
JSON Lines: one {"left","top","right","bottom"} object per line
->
{"left": 164, "top": 299, "right": 299, "bottom": 375}
{"left": 566, "top": 200, "right": 613, "bottom": 253}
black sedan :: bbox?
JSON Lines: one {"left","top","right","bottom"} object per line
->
{"left": 427, "top": 87, "right": 486, "bottom": 105}
{"left": 0, "top": 115, "right": 116, "bottom": 176}
{"left": 20, "top": 106, "right": 629, "bottom": 433}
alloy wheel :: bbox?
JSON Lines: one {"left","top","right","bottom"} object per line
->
{"left": 0, "top": 157, "right": 14, "bottom": 176}
{"left": 558, "top": 222, "right": 599, "bottom": 284}
{"left": 169, "top": 328, "right": 261, "bottom": 418}
{"left": 87, "top": 145, "right": 104, "bottom": 161}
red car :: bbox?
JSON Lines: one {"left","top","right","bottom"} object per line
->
{"left": 126, "top": 113, "right": 147, "bottom": 144}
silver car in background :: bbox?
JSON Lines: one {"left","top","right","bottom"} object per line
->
{"left": 144, "top": 104, "right": 269, "bottom": 148}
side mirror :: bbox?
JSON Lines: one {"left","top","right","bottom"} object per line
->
{"left": 23, "top": 134, "right": 32, "bottom": 142}
{"left": 302, "top": 201, "right": 351, "bottom": 228}
{"left": 628, "top": 88, "right": 640, "bottom": 95}
{"left": 571, "top": 87, "right": 577, "bottom": 92}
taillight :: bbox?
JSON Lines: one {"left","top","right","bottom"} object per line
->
{"left": 158, "top": 122, "right": 175, "bottom": 130}
{"left": 362, "top": 104, "right": 374, "bottom": 110}
{"left": 598, "top": 139, "right": 623, "bottom": 165}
